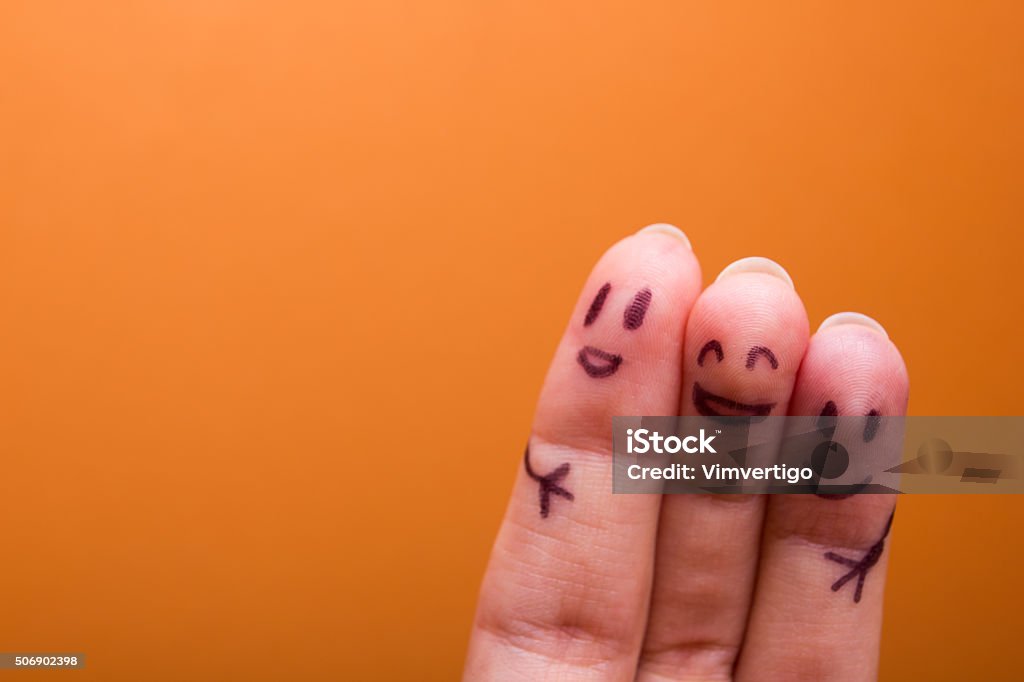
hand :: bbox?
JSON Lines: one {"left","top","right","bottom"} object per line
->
{"left": 463, "top": 224, "right": 909, "bottom": 681}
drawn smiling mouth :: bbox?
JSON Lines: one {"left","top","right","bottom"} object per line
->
{"left": 577, "top": 346, "right": 622, "bottom": 378}
{"left": 693, "top": 382, "right": 775, "bottom": 418}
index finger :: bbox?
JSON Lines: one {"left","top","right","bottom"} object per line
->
{"left": 464, "top": 224, "right": 701, "bottom": 680}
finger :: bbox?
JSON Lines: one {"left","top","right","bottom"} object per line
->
{"left": 638, "top": 257, "right": 809, "bottom": 681}
{"left": 464, "top": 224, "right": 702, "bottom": 681}
{"left": 734, "top": 313, "right": 909, "bottom": 682}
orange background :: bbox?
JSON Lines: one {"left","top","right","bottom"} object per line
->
{"left": 2, "top": 2, "right": 1022, "bottom": 680}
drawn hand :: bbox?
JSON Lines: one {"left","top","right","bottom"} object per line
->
{"left": 465, "top": 224, "right": 909, "bottom": 681}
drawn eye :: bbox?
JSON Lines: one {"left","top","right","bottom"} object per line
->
{"left": 863, "top": 409, "right": 881, "bottom": 443}
{"left": 745, "top": 346, "right": 779, "bottom": 370}
{"left": 697, "top": 340, "right": 724, "bottom": 366}
{"left": 817, "top": 401, "right": 838, "bottom": 438}
{"left": 584, "top": 282, "right": 611, "bottom": 326}
{"left": 623, "top": 288, "right": 652, "bottom": 330}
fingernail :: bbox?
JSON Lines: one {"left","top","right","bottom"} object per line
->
{"left": 715, "top": 256, "right": 794, "bottom": 289}
{"left": 637, "top": 223, "right": 691, "bottom": 250}
{"left": 818, "top": 312, "right": 889, "bottom": 339}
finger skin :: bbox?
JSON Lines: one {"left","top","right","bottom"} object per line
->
{"left": 734, "top": 321, "right": 909, "bottom": 682}
{"left": 638, "top": 267, "right": 809, "bottom": 681}
{"left": 464, "top": 228, "right": 701, "bottom": 681}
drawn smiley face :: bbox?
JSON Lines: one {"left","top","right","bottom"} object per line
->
{"left": 576, "top": 282, "right": 652, "bottom": 378}
{"left": 813, "top": 401, "right": 885, "bottom": 498}
{"left": 691, "top": 339, "right": 780, "bottom": 417}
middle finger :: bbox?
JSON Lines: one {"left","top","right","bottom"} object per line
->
{"left": 638, "top": 257, "right": 809, "bottom": 681}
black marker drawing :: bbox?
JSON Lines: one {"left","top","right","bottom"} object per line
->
{"left": 584, "top": 282, "right": 611, "bottom": 327}
{"left": 623, "top": 288, "right": 652, "bottom": 330}
{"left": 523, "top": 446, "right": 574, "bottom": 518}
{"left": 863, "top": 409, "right": 881, "bottom": 442}
{"left": 745, "top": 345, "right": 779, "bottom": 370}
{"left": 577, "top": 283, "right": 653, "bottom": 378}
{"left": 577, "top": 346, "right": 622, "bottom": 378}
{"left": 824, "top": 511, "right": 894, "bottom": 603}
{"left": 814, "top": 402, "right": 888, "bottom": 498}
{"left": 693, "top": 382, "right": 775, "bottom": 418}
{"left": 817, "top": 400, "right": 839, "bottom": 438}
{"left": 697, "top": 339, "right": 724, "bottom": 366}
